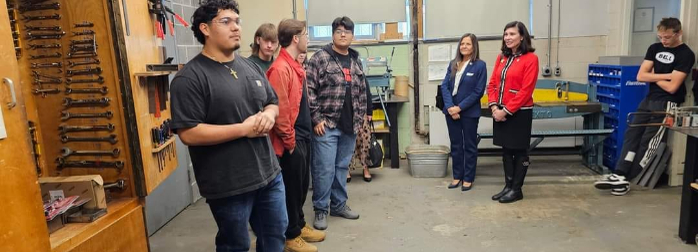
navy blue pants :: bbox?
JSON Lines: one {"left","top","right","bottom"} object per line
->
{"left": 446, "top": 116, "right": 479, "bottom": 183}
{"left": 207, "top": 173, "right": 288, "bottom": 252}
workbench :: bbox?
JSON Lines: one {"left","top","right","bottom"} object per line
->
{"left": 669, "top": 127, "right": 698, "bottom": 245}
{"left": 373, "top": 95, "right": 408, "bottom": 168}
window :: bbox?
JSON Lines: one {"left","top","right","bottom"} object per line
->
{"left": 306, "top": 0, "right": 410, "bottom": 41}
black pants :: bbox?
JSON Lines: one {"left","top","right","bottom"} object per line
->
{"left": 615, "top": 98, "right": 676, "bottom": 179}
{"left": 279, "top": 139, "right": 311, "bottom": 239}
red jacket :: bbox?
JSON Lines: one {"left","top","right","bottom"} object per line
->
{"left": 487, "top": 52, "right": 539, "bottom": 115}
{"left": 267, "top": 49, "right": 305, "bottom": 156}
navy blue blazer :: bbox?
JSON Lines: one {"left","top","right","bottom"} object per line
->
{"left": 440, "top": 60, "right": 488, "bottom": 118}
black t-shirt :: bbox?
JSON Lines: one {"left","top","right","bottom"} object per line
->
{"left": 644, "top": 43, "right": 695, "bottom": 103}
{"left": 295, "top": 80, "right": 312, "bottom": 141}
{"left": 170, "top": 53, "right": 281, "bottom": 199}
{"left": 333, "top": 51, "right": 354, "bottom": 134}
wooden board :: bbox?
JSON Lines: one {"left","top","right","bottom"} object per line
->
{"left": 116, "top": 0, "right": 178, "bottom": 195}
{"left": 0, "top": 1, "right": 52, "bottom": 251}
{"left": 12, "top": 0, "right": 137, "bottom": 199}
{"left": 50, "top": 198, "right": 146, "bottom": 252}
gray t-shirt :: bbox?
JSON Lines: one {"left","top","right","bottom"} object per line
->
{"left": 170, "top": 53, "right": 281, "bottom": 199}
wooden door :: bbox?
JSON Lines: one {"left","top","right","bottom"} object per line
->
{"left": 0, "top": 1, "right": 51, "bottom": 251}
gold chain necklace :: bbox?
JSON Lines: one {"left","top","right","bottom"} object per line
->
{"left": 202, "top": 51, "right": 238, "bottom": 79}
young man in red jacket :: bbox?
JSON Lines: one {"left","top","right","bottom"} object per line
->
{"left": 267, "top": 19, "right": 325, "bottom": 252}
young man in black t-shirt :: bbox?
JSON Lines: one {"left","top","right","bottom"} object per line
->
{"left": 595, "top": 17, "right": 696, "bottom": 196}
{"left": 169, "top": 1, "right": 287, "bottom": 251}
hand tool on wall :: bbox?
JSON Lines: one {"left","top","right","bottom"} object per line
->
{"left": 63, "top": 97, "right": 110, "bottom": 107}
{"left": 61, "top": 110, "right": 113, "bottom": 120}
{"left": 33, "top": 79, "right": 61, "bottom": 85}
{"left": 153, "top": 77, "right": 161, "bottom": 118}
{"left": 59, "top": 123, "right": 115, "bottom": 133}
{"left": 56, "top": 158, "right": 124, "bottom": 170}
{"left": 18, "top": 2, "right": 60, "bottom": 13}
{"left": 66, "top": 52, "right": 97, "bottom": 58}
{"left": 68, "top": 59, "right": 100, "bottom": 67}
{"left": 32, "top": 70, "right": 61, "bottom": 82}
{"left": 74, "top": 21, "right": 93, "bottom": 28}
{"left": 60, "top": 134, "right": 118, "bottom": 144}
{"left": 104, "top": 179, "right": 126, "bottom": 190}
{"left": 29, "top": 52, "right": 61, "bottom": 59}
{"left": 29, "top": 43, "right": 60, "bottom": 50}
{"left": 60, "top": 147, "right": 120, "bottom": 157}
{"left": 25, "top": 25, "right": 62, "bottom": 31}
{"left": 66, "top": 67, "right": 102, "bottom": 76}
{"left": 26, "top": 31, "right": 66, "bottom": 38}
{"left": 28, "top": 121, "right": 42, "bottom": 176}
{"left": 33, "top": 88, "right": 61, "bottom": 96}
{"left": 65, "top": 87, "right": 108, "bottom": 95}
{"left": 72, "top": 29, "right": 95, "bottom": 36}
{"left": 22, "top": 13, "right": 61, "bottom": 22}
{"left": 31, "top": 62, "right": 61, "bottom": 68}
{"left": 164, "top": 5, "right": 189, "bottom": 27}
{"left": 66, "top": 76, "right": 104, "bottom": 84}
{"left": 70, "top": 38, "right": 95, "bottom": 45}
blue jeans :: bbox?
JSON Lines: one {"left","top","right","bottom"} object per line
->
{"left": 446, "top": 116, "right": 479, "bottom": 183}
{"left": 207, "top": 173, "right": 288, "bottom": 252}
{"left": 311, "top": 127, "right": 356, "bottom": 213}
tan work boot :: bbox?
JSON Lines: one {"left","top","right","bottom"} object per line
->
{"left": 284, "top": 236, "right": 317, "bottom": 252}
{"left": 301, "top": 224, "right": 326, "bottom": 242}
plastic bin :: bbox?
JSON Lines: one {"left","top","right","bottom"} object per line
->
{"left": 406, "top": 145, "right": 450, "bottom": 178}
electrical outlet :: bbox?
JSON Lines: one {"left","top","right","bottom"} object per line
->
{"left": 554, "top": 66, "right": 561, "bottom": 76}
{"left": 542, "top": 66, "right": 552, "bottom": 77}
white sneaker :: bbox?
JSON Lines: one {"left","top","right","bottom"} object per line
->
{"left": 611, "top": 185, "right": 630, "bottom": 196}
{"left": 594, "top": 174, "right": 629, "bottom": 190}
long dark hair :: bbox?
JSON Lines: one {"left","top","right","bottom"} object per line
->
{"left": 450, "top": 33, "right": 480, "bottom": 82}
{"left": 500, "top": 21, "right": 535, "bottom": 57}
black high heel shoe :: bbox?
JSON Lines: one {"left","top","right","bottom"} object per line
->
{"left": 461, "top": 182, "right": 473, "bottom": 191}
{"left": 363, "top": 169, "right": 372, "bottom": 182}
{"left": 448, "top": 180, "right": 462, "bottom": 189}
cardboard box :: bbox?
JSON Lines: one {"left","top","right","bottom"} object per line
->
{"left": 39, "top": 175, "right": 106, "bottom": 210}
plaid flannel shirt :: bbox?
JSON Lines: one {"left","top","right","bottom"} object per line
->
{"left": 306, "top": 44, "right": 369, "bottom": 133}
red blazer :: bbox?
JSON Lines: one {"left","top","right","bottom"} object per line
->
{"left": 487, "top": 52, "right": 539, "bottom": 115}
{"left": 267, "top": 49, "right": 305, "bottom": 156}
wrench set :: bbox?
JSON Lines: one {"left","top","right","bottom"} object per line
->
{"left": 8, "top": 3, "right": 121, "bottom": 171}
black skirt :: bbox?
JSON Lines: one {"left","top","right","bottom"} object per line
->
{"left": 493, "top": 109, "right": 533, "bottom": 150}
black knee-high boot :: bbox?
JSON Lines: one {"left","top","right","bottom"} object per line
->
{"left": 492, "top": 149, "right": 515, "bottom": 200}
{"left": 499, "top": 150, "right": 529, "bottom": 203}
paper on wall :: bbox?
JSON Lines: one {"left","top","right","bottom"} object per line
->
{"left": 428, "top": 62, "right": 449, "bottom": 81}
{"left": 428, "top": 44, "right": 451, "bottom": 61}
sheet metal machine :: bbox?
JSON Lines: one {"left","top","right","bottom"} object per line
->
{"left": 362, "top": 47, "right": 396, "bottom": 127}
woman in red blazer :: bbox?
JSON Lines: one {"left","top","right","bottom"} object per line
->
{"left": 486, "top": 21, "right": 539, "bottom": 203}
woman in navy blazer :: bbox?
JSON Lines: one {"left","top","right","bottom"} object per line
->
{"left": 440, "top": 33, "right": 488, "bottom": 191}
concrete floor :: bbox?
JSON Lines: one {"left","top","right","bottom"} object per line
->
{"left": 149, "top": 155, "right": 698, "bottom": 252}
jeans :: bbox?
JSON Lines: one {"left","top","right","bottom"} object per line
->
{"left": 311, "top": 127, "right": 356, "bottom": 213}
{"left": 207, "top": 173, "right": 288, "bottom": 252}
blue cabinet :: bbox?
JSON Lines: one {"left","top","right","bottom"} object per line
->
{"left": 589, "top": 64, "right": 648, "bottom": 170}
